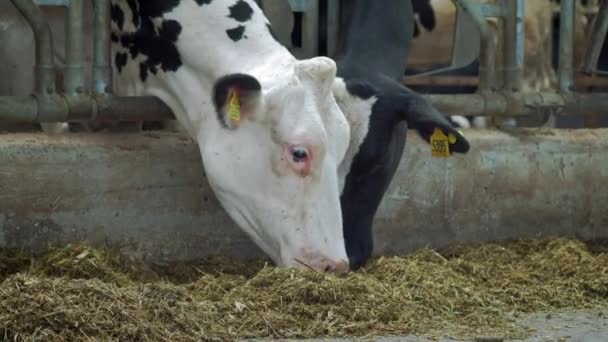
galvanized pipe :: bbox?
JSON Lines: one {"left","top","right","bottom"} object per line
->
{"left": 559, "top": 0, "right": 576, "bottom": 92}
{"left": 0, "top": 96, "right": 40, "bottom": 122}
{"left": 425, "top": 92, "right": 608, "bottom": 118}
{"left": 453, "top": 0, "right": 497, "bottom": 93}
{"left": 10, "top": 0, "right": 56, "bottom": 95}
{"left": 93, "top": 0, "right": 112, "bottom": 94}
{"left": 65, "top": 0, "right": 85, "bottom": 94}
{"left": 583, "top": 0, "right": 608, "bottom": 74}
{"left": 3, "top": 91, "right": 608, "bottom": 122}
{"left": 0, "top": 96, "right": 173, "bottom": 123}
{"left": 302, "top": 0, "right": 319, "bottom": 58}
{"left": 502, "top": 0, "right": 525, "bottom": 92}
{"left": 326, "top": 0, "right": 339, "bottom": 57}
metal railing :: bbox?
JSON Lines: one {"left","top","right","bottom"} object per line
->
{"left": 1, "top": 0, "right": 174, "bottom": 125}
{"left": 1, "top": 0, "right": 607, "bottom": 125}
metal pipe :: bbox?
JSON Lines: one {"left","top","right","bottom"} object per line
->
{"left": 93, "top": 0, "right": 112, "bottom": 94}
{"left": 583, "top": 0, "right": 608, "bottom": 74}
{"left": 0, "top": 96, "right": 40, "bottom": 122}
{"left": 93, "top": 96, "right": 174, "bottom": 122}
{"left": 10, "top": 0, "right": 56, "bottom": 95}
{"left": 452, "top": 0, "right": 496, "bottom": 93}
{"left": 559, "top": 0, "right": 576, "bottom": 92}
{"left": 326, "top": 0, "right": 339, "bottom": 57}
{"left": 65, "top": 0, "right": 85, "bottom": 94}
{"left": 302, "top": 0, "right": 319, "bottom": 58}
{"left": 503, "top": 0, "right": 525, "bottom": 92}
{"left": 3, "top": 91, "right": 608, "bottom": 122}
{"left": 425, "top": 92, "right": 608, "bottom": 118}
{"left": 0, "top": 96, "right": 173, "bottom": 123}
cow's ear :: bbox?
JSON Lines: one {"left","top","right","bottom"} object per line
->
{"left": 395, "top": 89, "right": 470, "bottom": 154}
{"left": 212, "top": 73, "right": 264, "bottom": 130}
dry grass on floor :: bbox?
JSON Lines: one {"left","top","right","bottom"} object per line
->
{"left": 1, "top": 237, "right": 607, "bottom": 341}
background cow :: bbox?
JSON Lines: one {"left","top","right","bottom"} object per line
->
{"left": 331, "top": 0, "right": 470, "bottom": 269}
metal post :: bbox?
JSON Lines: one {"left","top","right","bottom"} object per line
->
{"left": 93, "top": 0, "right": 112, "bottom": 94}
{"left": 453, "top": 0, "right": 497, "bottom": 93}
{"left": 65, "top": 0, "right": 84, "bottom": 94}
{"left": 10, "top": 0, "right": 56, "bottom": 95}
{"left": 559, "top": 0, "right": 575, "bottom": 92}
{"left": 302, "top": 0, "right": 319, "bottom": 58}
{"left": 326, "top": 0, "right": 339, "bottom": 57}
{"left": 583, "top": 0, "right": 608, "bottom": 74}
{"left": 503, "top": 0, "right": 525, "bottom": 92}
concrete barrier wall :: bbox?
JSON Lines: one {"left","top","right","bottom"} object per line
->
{"left": 0, "top": 129, "right": 607, "bottom": 262}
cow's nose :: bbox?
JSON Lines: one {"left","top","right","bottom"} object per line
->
{"left": 318, "top": 258, "right": 350, "bottom": 274}
{"left": 295, "top": 256, "right": 349, "bottom": 274}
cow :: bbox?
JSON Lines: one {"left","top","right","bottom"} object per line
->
{"left": 110, "top": 0, "right": 352, "bottom": 273}
{"left": 330, "top": 0, "right": 470, "bottom": 270}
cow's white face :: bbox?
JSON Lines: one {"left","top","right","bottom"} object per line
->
{"left": 201, "top": 57, "right": 351, "bottom": 272}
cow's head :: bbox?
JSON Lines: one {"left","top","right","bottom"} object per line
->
{"left": 201, "top": 56, "right": 350, "bottom": 273}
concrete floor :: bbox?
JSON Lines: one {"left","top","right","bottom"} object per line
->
{"left": 247, "top": 309, "right": 607, "bottom": 341}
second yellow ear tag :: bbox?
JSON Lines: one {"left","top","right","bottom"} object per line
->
{"left": 228, "top": 90, "right": 241, "bottom": 122}
{"left": 430, "top": 128, "right": 450, "bottom": 157}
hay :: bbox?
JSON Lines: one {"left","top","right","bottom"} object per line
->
{"left": 1, "top": 237, "right": 607, "bottom": 341}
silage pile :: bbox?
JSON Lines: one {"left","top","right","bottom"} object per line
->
{"left": 1, "top": 237, "right": 607, "bottom": 341}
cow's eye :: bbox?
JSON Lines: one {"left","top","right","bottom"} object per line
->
{"left": 291, "top": 147, "right": 308, "bottom": 162}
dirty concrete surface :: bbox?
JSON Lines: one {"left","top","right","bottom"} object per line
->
{"left": 246, "top": 309, "right": 607, "bottom": 341}
{"left": 1, "top": 129, "right": 607, "bottom": 262}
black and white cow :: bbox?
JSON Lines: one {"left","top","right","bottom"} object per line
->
{"left": 331, "top": 0, "right": 470, "bottom": 270}
{"left": 110, "top": 0, "right": 351, "bottom": 273}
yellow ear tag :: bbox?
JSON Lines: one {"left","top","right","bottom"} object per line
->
{"left": 228, "top": 90, "right": 241, "bottom": 122}
{"left": 430, "top": 128, "right": 450, "bottom": 157}
{"left": 448, "top": 133, "right": 457, "bottom": 144}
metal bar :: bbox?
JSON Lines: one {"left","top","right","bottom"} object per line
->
{"left": 559, "top": 0, "right": 575, "bottom": 92}
{"left": 0, "top": 96, "right": 173, "bottom": 123}
{"left": 3, "top": 91, "right": 608, "bottom": 122}
{"left": 0, "top": 96, "right": 40, "bottom": 122}
{"left": 93, "top": 96, "right": 174, "bottom": 122}
{"left": 10, "top": 0, "right": 56, "bottom": 95}
{"left": 583, "top": 0, "right": 608, "bottom": 74}
{"left": 34, "top": 0, "right": 69, "bottom": 5}
{"left": 479, "top": 3, "right": 504, "bottom": 18}
{"left": 452, "top": 0, "right": 496, "bottom": 93}
{"left": 425, "top": 92, "right": 608, "bottom": 118}
{"left": 64, "top": 0, "right": 84, "bottom": 94}
{"left": 502, "top": 0, "right": 525, "bottom": 92}
{"left": 302, "top": 0, "right": 319, "bottom": 58}
{"left": 326, "top": 0, "right": 339, "bottom": 57}
{"left": 93, "top": 0, "right": 112, "bottom": 94}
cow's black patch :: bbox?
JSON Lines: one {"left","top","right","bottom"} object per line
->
{"left": 114, "top": 52, "right": 128, "bottom": 73}
{"left": 226, "top": 25, "right": 246, "bottom": 41}
{"left": 195, "top": 0, "right": 213, "bottom": 5}
{"left": 114, "top": 1, "right": 185, "bottom": 83}
{"left": 345, "top": 79, "right": 377, "bottom": 100}
{"left": 126, "top": 0, "right": 140, "bottom": 27}
{"left": 111, "top": 33, "right": 119, "bottom": 43}
{"left": 111, "top": 3, "right": 125, "bottom": 30}
{"left": 228, "top": 0, "right": 253, "bottom": 22}
{"left": 412, "top": 0, "right": 435, "bottom": 37}
{"left": 139, "top": 63, "right": 148, "bottom": 82}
